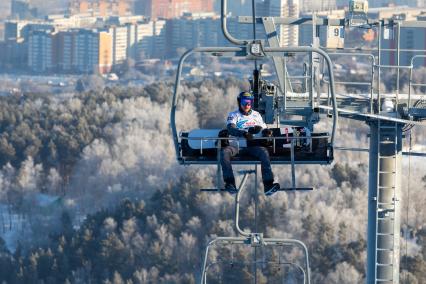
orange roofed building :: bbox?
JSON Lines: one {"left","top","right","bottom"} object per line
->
{"left": 140, "top": 0, "right": 214, "bottom": 19}
{"left": 28, "top": 28, "right": 113, "bottom": 74}
{"left": 69, "top": 0, "right": 131, "bottom": 17}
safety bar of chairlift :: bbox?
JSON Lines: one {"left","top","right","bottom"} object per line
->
{"left": 179, "top": 135, "right": 329, "bottom": 155}
{"left": 171, "top": 46, "right": 338, "bottom": 163}
{"left": 408, "top": 55, "right": 426, "bottom": 108}
{"left": 204, "top": 260, "right": 307, "bottom": 284}
{"left": 201, "top": 237, "right": 310, "bottom": 284}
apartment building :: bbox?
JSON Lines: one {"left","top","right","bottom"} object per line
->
{"left": 380, "top": 19, "right": 426, "bottom": 67}
{"left": 107, "top": 20, "right": 166, "bottom": 62}
{"left": 4, "top": 21, "right": 54, "bottom": 40}
{"left": 4, "top": 21, "right": 29, "bottom": 39}
{"left": 164, "top": 14, "right": 223, "bottom": 57}
{"left": 109, "top": 25, "right": 128, "bottom": 64}
{"left": 299, "top": 0, "right": 336, "bottom": 11}
{"left": 28, "top": 30, "right": 55, "bottom": 72}
{"left": 0, "top": 38, "right": 27, "bottom": 69}
{"left": 56, "top": 31, "right": 76, "bottom": 71}
{"left": 139, "top": 0, "right": 214, "bottom": 19}
{"left": 69, "top": 0, "right": 131, "bottom": 17}
{"left": 11, "top": 0, "right": 37, "bottom": 19}
{"left": 27, "top": 28, "right": 113, "bottom": 74}
{"left": 256, "top": 0, "right": 300, "bottom": 46}
{"left": 73, "top": 29, "right": 113, "bottom": 73}
{"left": 275, "top": 0, "right": 300, "bottom": 46}
{"left": 164, "top": 12, "right": 268, "bottom": 57}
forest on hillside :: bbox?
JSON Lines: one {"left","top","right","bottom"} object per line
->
{"left": 0, "top": 77, "right": 425, "bottom": 283}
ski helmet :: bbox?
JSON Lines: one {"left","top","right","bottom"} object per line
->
{"left": 237, "top": 91, "right": 254, "bottom": 106}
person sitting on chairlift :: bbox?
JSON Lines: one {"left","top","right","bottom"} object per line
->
{"left": 221, "top": 91, "right": 280, "bottom": 195}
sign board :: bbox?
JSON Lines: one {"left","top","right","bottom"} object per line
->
{"left": 326, "top": 26, "right": 345, "bottom": 48}
{"left": 383, "top": 27, "right": 394, "bottom": 40}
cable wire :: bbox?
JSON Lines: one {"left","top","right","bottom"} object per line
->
{"left": 251, "top": 0, "right": 258, "bottom": 70}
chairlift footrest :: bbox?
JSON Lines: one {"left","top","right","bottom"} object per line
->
{"left": 265, "top": 187, "right": 314, "bottom": 196}
{"left": 200, "top": 188, "right": 238, "bottom": 194}
{"left": 279, "top": 187, "right": 314, "bottom": 191}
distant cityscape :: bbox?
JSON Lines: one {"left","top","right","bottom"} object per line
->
{"left": 1, "top": 0, "right": 426, "bottom": 74}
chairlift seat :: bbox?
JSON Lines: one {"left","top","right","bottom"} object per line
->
{"left": 179, "top": 128, "right": 333, "bottom": 165}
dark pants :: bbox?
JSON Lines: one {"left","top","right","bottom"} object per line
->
{"left": 220, "top": 145, "right": 274, "bottom": 184}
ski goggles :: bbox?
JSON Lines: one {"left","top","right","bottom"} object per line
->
{"left": 241, "top": 99, "right": 252, "bottom": 106}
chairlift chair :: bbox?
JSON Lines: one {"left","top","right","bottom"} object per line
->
{"left": 170, "top": 45, "right": 339, "bottom": 190}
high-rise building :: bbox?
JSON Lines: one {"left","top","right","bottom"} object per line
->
{"left": 69, "top": 0, "right": 131, "bottom": 16}
{"left": 213, "top": 0, "right": 252, "bottom": 16}
{"left": 135, "top": 21, "right": 156, "bottom": 59}
{"left": 56, "top": 31, "right": 76, "bottom": 71}
{"left": 274, "top": 0, "right": 300, "bottom": 46}
{"left": 165, "top": 15, "right": 222, "bottom": 57}
{"left": 163, "top": 14, "right": 258, "bottom": 57}
{"left": 255, "top": 0, "right": 300, "bottom": 46}
{"left": 109, "top": 25, "right": 128, "bottom": 64}
{"left": 11, "top": 0, "right": 37, "bottom": 19}
{"left": 367, "top": 6, "right": 426, "bottom": 20}
{"left": 4, "top": 21, "right": 28, "bottom": 39}
{"left": 148, "top": 20, "right": 166, "bottom": 58}
{"left": 4, "top": 21, "right": 54, "bottom": 40}
{"left": 380, "top": 16, "right": 426, "bottom": 67}
{"left": 28, "top": 30, "right": 55, "bottom": 72}
{"left": 73, "top": 29, "right": 113, "bottom": 73}
{"left": 111, "top": 20, "right": 166, "bottom": 60}
{"left": 0, "top": 38, "right": 27, "bottom": 69}
{"left": 139, "top": 0, "right": 214, "bottom": 19}
{"left": 299, "top": 0, "right": 336, "bottom": 11}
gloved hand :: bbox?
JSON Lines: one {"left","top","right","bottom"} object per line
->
{"left": 243, "top": 132, "right": 253, "bottom": 140}
{"left": 248, "top": 125, "right": 263, "bottom": 134}
{"left": 262, "top": 128, "right": 273, "bottom": 137}
{"left": 261, "top": 128, "right": 273, "bottom": 147}
{"left": 216, "top": 129, "right": 229, "bottom": 147}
